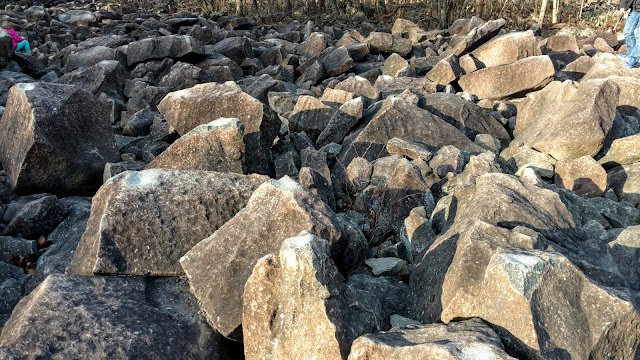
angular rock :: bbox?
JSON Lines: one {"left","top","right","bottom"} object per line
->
{"left": 296, "top": 59, "right": 326, "bottom": 86}
{"left": 458, "top": 55, "right": 555, "bottom": 100}
{"left": 296, "top": 33, "right": 328, "bottom": 57}
{"left": 429, "top": 145, "right": 466, "bottom": 179}
{"left": 346, "top": 157, "right": 373, "bottom": 194}
{"left": 425, "top": 55, "right": 463, "bottom": 86}
{"left": 540, "top": 34, "right": 580, "bottom": 54}
{"left": 208, "top": 37, "right": 255, "bottom": 65}
{"left": 608, "top": 75, "right": 640, "bottom": 115}
{"left": 122, "top": 109, "right": 158, "bottom": 137}
{"left": 599, "top": 133, "right": 640, "bottom": 166}
{"left": 56, "top": 60, "right": 128, "bottom": 103}
{"left": 588, "top": 197, "right": 640, "bottom": 228}
{"left": 364, "top": 257, "right": 409, "bottom": 279}
{"left": 180, "top": 177, "right": 367, "bottom": 340}
{"left": 127, "top": 35, "right": 204, "bottom": 66}
{"left": 323, "top": 46, "right": 354, "bottom": 77}
{"left": 0, "top": 83, "right": 120, "bottom": 196}
{"left": 0, "top": 236, "right": 36, "bottom": 263}
{"left": 157, "top": 82, "right": 280, "bottom": 175}
{"left": 288, "top": 95, "right": 336, "bottom": 142}
{"left": 64, "top": 46, "right": 127, "bottom": 72}
{"left": 399, "top": 206, "right": 436, "bottom": 262}
{"left": 243, "top": 232, "right": 380, "bottom": 360}
{"left": 555, "top": 156, "right": 607, "bottom": 197}
{"left": 67, "top": 169, "right": 267, "bottom": 277}
{"left": 158, "top": 62, "right": 211, "bottom": 92}
{"left": 316, "top": 97, "right": 364, "bottom": 148}
{"left": 335, "top": 97, "right": 482, "bottom": 180}
{"left": 3, "top": 194, "right": 64, "bottom": 238}
{"left": 423, "top": 93, "right": 510, "bottom": 145}
{"left": 452, "top": 18, "right": 508, "bottom": 56}
{"left": 334, "top": 76, "right": 380, "bottom": 101}
{"left": 386, "top": 138, "right": 433, "bottom": 162}
{"left": 0, "top": 30, "right": 13, "bottom": 69}
{"left": 607, "top": 163, "right": 640, "bottom": 206}
{"left": 348, "top": 318, "right": 515, "bottom": 360}
{"left": 57, "top": 10, "right": 95, "bottom": 25}
{"left": 514, "top": 79, "right": 618, "bottom": 160}
{"left": 374, "top": 76, "right": 438, "bottom": 98}
{"left": 0, "top": 274, "right": 220, "bottom": 359}
{"left": 147, "top": 118, "right": 245, "bottom": 173}
{"left": 471, "top": 30, "right": 541, "bottom": 67}
{"left": 382, "top": 53, "right": 410, "bottom": 77}
{"left": 366, "top": 32, "right": 411, "bottom": 56}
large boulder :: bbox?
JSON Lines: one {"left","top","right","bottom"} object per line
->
{"left": 422, "top": 93, "right": 510, "bottom": 145}
{"left": 288, "top": 95, "right": 336, "bottom": 142}
{"left": 471, "top": 30, "right": 541, "bottom": 67}
{"left": 56, "top": 60, "right": 128, "bottom": 102}
{"left": 412, "top": 173, "right": 640, "bottom": 359}
{"left": 0, "top": 274, "right": 220, "bottom": 359}
{"left": 66, "top": 169, "right": 268, "bottom": 277}
{"left": 127, "top": 35, "right": 204, "bottom": 66}
{"left": 0, "top": 30, "right": 16, "bottom": 69}
{"left": 57, "top": 10, "right": 95, "bottom": 25}
{"left": 157, "top": 82, "right": 280, "bottom": 175}
{"left": 243, "top": 232, "right": 381, "bottom": 360}
{"left": 64, "top": 46, "right": 127, "bottom": 72}
{"left": 458, "top": 55, "right": 555, "bottom": 100}
{"left": 208, "top": 37, "right": 255, "bottom": 65}
{"left": 348, "top": 318, "right": 515, "bottom": 360}
{"left": 452, "top": 18, "right": 508, "bottom": 55}
{"left": 0, "top": 83, "right": 120, "bottom": 196}
{"left": 335, "top": 97, "right": 483, "bottom": 180}
{"left": 147, "top": 118, "right": 245, "bottom": 173}
{"left": 180, "top": 176, "right": 368, "bottom": 340}
{"left": 514, "top": 79, "right": 618, "bottom": 160}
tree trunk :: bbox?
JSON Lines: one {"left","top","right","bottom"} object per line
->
{"left": 552, "top": 0, "right": 558, "bottom": 23}
{"left": 538, "top": 0, "right": 548, "bottom": 25}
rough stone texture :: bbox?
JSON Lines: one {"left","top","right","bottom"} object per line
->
{"left": 539, "top": 34, "right": 580, "bottom": 54}
{"left": 366, "top": 32, "right": 412, "bottom": 56}
{"left": 208, "top": 37, "right": 254, "bottom": 65}
{"left": 64, "top": 46, "right": 127, "bottom": 72}
{"left": 127, "top": 35, "right": 204, "bottom": 66}
{"left": 386, "top": 138, "right": 433, "bottom": 162}
{"left": 157, "top": 82, "right": 280, "bottom": 175}
{"left": 471, "top": 30, "right": 541, "bottom": 67}
{"left": 67, "top": 169, "right": 267, "bottom": 277}
{"left": 335, "top": 97, "right": 483, "bottom": 180}
{"left": 3, "top": 195, "right": 64, "bottom": 238}
{"left": 0, "top": 274, "right": 220, "bottom": 359}
{"left": 334, "top": 76, "right": 380, "bottom": 101}
{"left": 382, "top": 53, "right": 410, "bottom": 77}
{"left": 323, "top": 46, "right": 354, "bottom": 76}
{"left": 452, "top": 18, "right": 507, "bottom": 56}
{"left": 56, "top": 60, "right": 128, "bottom": 104}
{"left": 288, "top": 95, "right": 336, "bottom": 142}
{"left": 57, "top": 10, "right": 95, "bottom": 25}
{"left": 180, "top": 177, "right": 367, "bottom": 340}
{"left": 608, "top": 225, "right": 640, "bottom": 290}
{"left": 348, "top": 318, "right": 515, "bottom": 360}
{"left": 555, "top": 156, "right": 607, "bottom": 197}
{"left": 316, "top": 97, "right": 364, "bottom": 148}
{"left": 412, "top": 173, "right": 640, "bottom": 359}
{"left": 0, "top": 236, "right": 36, "bottom": 263}
{"left": 374, "top": 76, "right": 438, "bottom": 98}
{"left": 0, "top": 83, "right": 120, "bottom": 196}
{"left": 608, "top": 75, "right": 640, "bottom": 115}
{"left": 243, "top": 232, "right": 381, "bottom": 360}
{"left": 147, "top": 118, "right": 245, "bottom": 173}
{"left": 607, "top": 163, "right": 640, "bottom": 206}
{"left": 296, "top": 33, "right": 328, "bottom": 57}
{"left": 458, "top": 55, "right": 555, "bottom": 100}
{"left": 423, "top": 93, "right": 510, "bottom": 145}
{"left": 598, "top": 133, "right": 640, "bottom": 166}
{"left": 514, "top": 79, "right": 618, "bottom": 160}
{"left": 425, "top": 55, "right": 463, "bottom": 86}
{"left": 399, "top": 206, "right": 436, "bottom": 262}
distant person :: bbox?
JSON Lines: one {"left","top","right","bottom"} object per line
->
{"left": 3, "top": 23, "right": 30, "bottom": 55}
{"left": 619, "top": 0, "right": 640, "bottom": 67}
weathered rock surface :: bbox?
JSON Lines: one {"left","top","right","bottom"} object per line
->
{"left": 348, "top": 318, "right": 515, "bottom": 360}
{"left": 555, "top": 156, "right": 607, "bottom": 197}
{"left": 471, "top": 30, "right": 541, "bottom": 67}
{"left": 181, "top": 176, "right": 367, "bottom": 340}
{"left": 243, "top": 232, "right": 380, "bottom": 360}
{"left": 0, "top": 274, "right": 220, "bottom": 359}
{"left": 514, "top": 79, "right": 619, "bottom": 160}
{"left": 147, "top": 118, "right": 245, "bottom": 173}
{"left": 458, "top": 55, "right": 555, "bottom": 100}
{"left": 127, "top": 35, "right": 204, "bottom": 66}
{"left": 157, "top": 81, "right": 280, "bottom": 175}
{"left": 67, "top": 169, "right": 267, "bottom": 276}
{"left": 0, "top": 83, "right": 120, "bottom": 196}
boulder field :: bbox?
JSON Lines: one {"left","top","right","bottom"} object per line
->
{"left": 0, "top": 1, "right": 638, "bottom": 359}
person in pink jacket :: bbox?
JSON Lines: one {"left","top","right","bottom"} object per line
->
{"left": 3, "top": 23, "right": 30, "bottom": 54}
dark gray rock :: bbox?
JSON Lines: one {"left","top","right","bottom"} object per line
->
{"left": 64, "top": 46, "right": 127, "bottom": 72}
{"left": 127, "top": 35, "right": 204, "bottom": 66}
{"left": 3, "top": 194, "right": 64, "bottom": 238}
{"left": 208, "top": 37, "right": 254, "bottom": 65}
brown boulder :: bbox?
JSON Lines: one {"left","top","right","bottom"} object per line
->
{"left": 554, "top": 156, "right": 607, "bottom": 197}
{"left": 471, "top": 30, "right": 541, "bottom": 67}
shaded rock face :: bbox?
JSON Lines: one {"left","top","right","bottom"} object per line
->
{"left": 127, "top": 35, "right": 204, "bottom": 66}
{"left": 180, "top": 177, "right": 367, "bottom": 341}
{"left": 157, "top": 82, "right": 280, "bottom": 175}
{"left": 147, "top": 118, "right": 245, "bottom": 173}
{"left": 514, "top": 79, "right": 619, "bottom": 160}
{"left": 0, "top": 274, "right": 221, "bottom": 360}
{"left": 67, "top": 169, "right": 268, "bottom": 277}
{"left": 0, "top": 83, "right": 120, "bottom": 196}
{"left": 243, "top": 232, "right": 379, "bottom": 360}
{"left": 348, "top": 318, "right": 515, "bottom": 360}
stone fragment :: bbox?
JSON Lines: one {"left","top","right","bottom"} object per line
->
{"left": 296, "top": 33, "right": 328, "bottom": 57}
{"left": 364, "top": 257, "right": 409, "bottom": 279}
{"left": 0, "top": 236, "right": 36, "bottom": 263}
{"left": 514, "top": 79, "right": 618, "bottom": 160}
{"left": 0, "top": 274, "right": 220, "bottom": 359}
{"left": 0, "top": 83, "right": 119, "bottom": 196}
{"left": 209, "top": 37, "right": 254, "bottom": 65}
{"left": 382, "top": 53, "right": 410, "bottom": 77}
{"left": 243, "top": 232, "right": 380, "bottom": 360}
{"left": 334, "top": 76, "right": 380, "bottom": 101}
{"left": 555, "top": 156, "right": 607, "bottom": 197}
{"left": 147, "top": 118, "right": 245, "bottom": 173}
{"left": 608, "top": 75, "right": 640, "bottom": 115}
{"left": 458, "top": 55, "right": 555, "bottom": 100}
{"left": 64, "top": 46, "right": 127, "bottom": 72}
{"left": 598, "top": 133, "right": 640, "bottom": 166}
{"left": 452, "top": 18, "right": 507, "bottom": 55}
{"left": 399, "top": 206, "right": 436, "bottom": 262}
{"left": 288, "top": 95, "right": 336, "bottom": 142}
{"left": 607, "top": 163, "right": 640, "bottom": 206}
{"left": 316, "top": 97, "right": 364, "bottom": 148}
{"left": 386, "top": 138, "right": 433, "bottom": 162}
{"left": 180, "top": 177, "right": 367, "bottom": 340}
{"left": 57, "top": 10, "right": 95, "bottom": 25}
{"left": 323, "top": 46, "right": 354, "bottom": 76}
{"left": 157, "top": 82, "right": 280, "bottom": 175}
{"left": 539, "top": 34, "right": 580, "bottom": 54}
{"left": 425, "top": 55, "right": 463, "bottom": 85}
{"left": 374, "top": 76, "right": 438, "bottom": 98}
{"left": 67, "top": 169, "right": 267, "bottom": 277}
{"left": 348, "top": 318, "right": 515, "bottom": 360}
{"left": 366, "top": 32, "right": 412, "bottom": 56}
{"left": 3, "top": 195, "right": 64, "bottom": 238}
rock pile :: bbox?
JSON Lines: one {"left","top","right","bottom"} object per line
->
{"left": 0, "top": 2, "right": 638, "bottom": 359}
